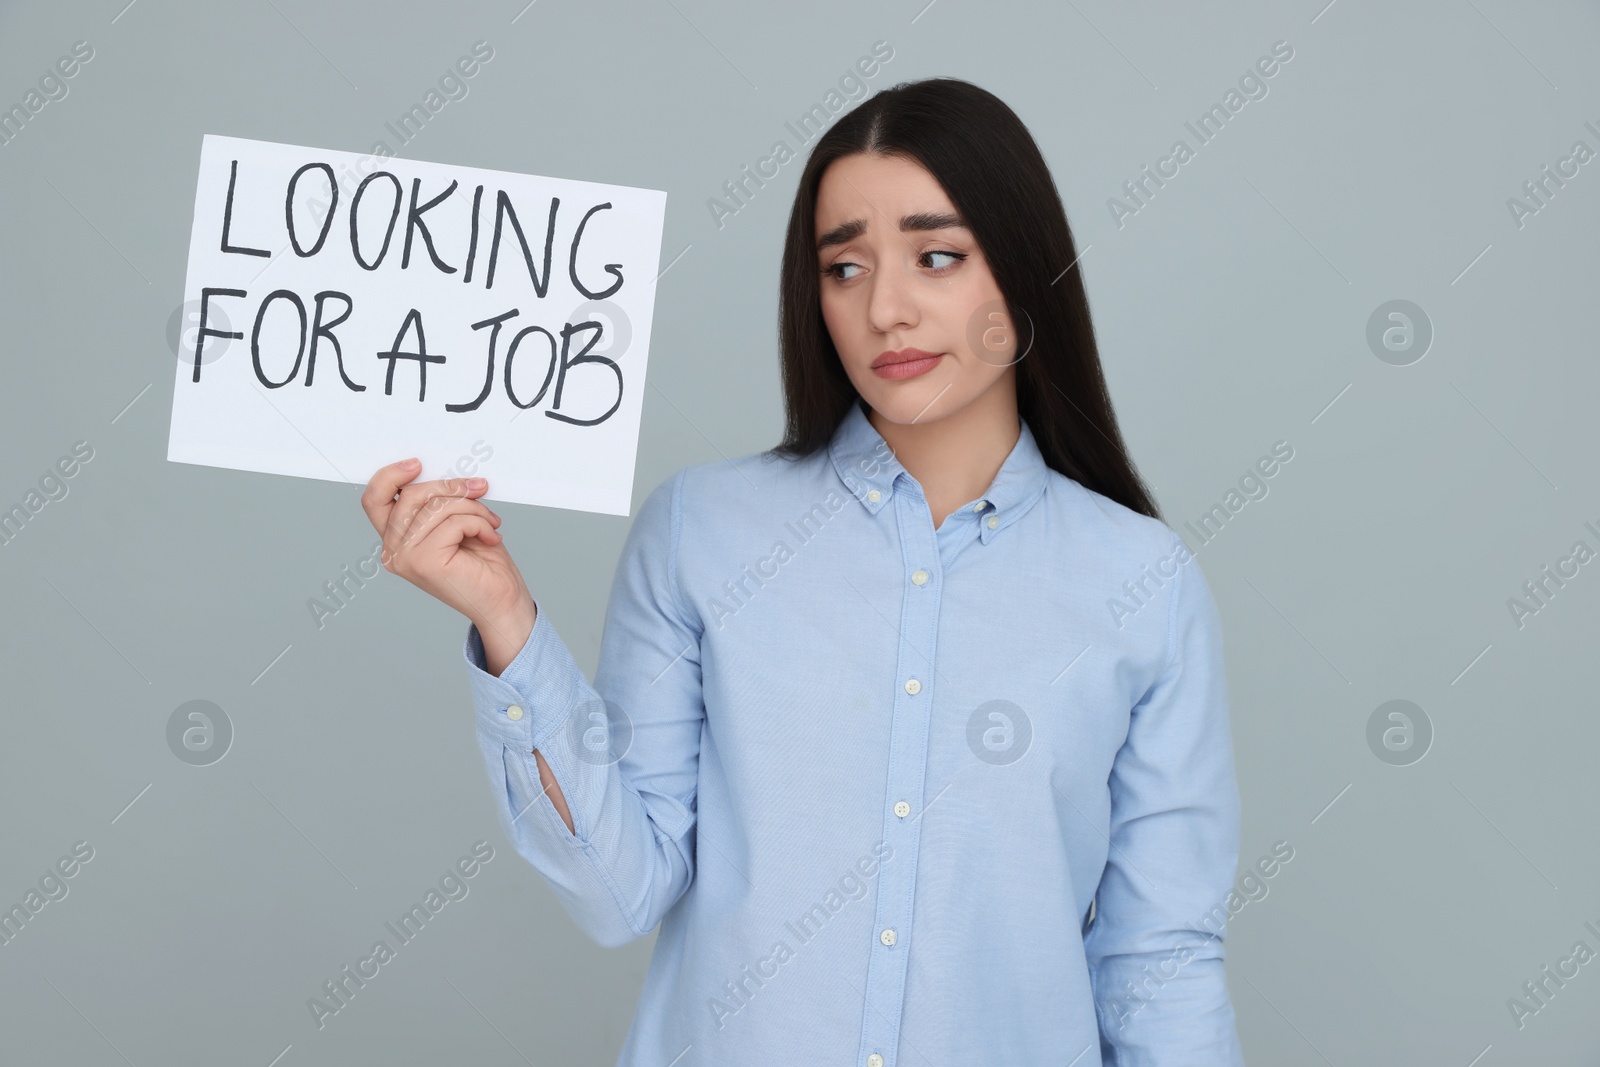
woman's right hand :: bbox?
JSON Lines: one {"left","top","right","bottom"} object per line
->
{"left": 360, "top": 458, "right": 536, "bottom": 666}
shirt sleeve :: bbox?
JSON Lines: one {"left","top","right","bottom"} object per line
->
{"left": 464, "top": 468, "right": 704, "bottom": 949}
{"left": 1084, "top": 539, "right": 1246, "bottom": 1066}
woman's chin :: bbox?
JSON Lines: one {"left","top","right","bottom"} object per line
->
{"left": 861, "top": 388, "right": 964, "bottom": 428}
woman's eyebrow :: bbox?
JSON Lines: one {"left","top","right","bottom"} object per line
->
{"left": 816, "top": 210, "right": 968, "bottom": 251}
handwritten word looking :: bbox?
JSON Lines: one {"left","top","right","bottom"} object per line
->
{"left": 191, "top": 162, "right": 631, "bottom": 423}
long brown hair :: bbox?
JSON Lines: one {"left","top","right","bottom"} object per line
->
{"left": 768, "top": 76, "right": 1162, "bottom": 522}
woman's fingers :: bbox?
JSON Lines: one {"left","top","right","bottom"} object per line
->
{"left": 396, "top": 488, "right": 498, "bottom": 543}
{"left": 363, "top": 459, "right": 488, "bottom": 538}
{"left": 410, "top": 513, "right": 506, "bottom": 620}
{"left": 360, "top": 458, "right": 425, "bottom": 535}
{"left": 383, "top": 495, "right": 500, "bottom": 569}
{"left": 359, "top": 462, "right": 528, "bottom": 632}
{"left": 428, "top": 512, "right": 501, "bottom": 551}
{"left": 389, "top": 476, "right": 488, "bottom": 541}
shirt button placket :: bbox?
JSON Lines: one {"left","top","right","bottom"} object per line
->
{"left": 857, "top": 488, "right": 941, "bottom": 1067}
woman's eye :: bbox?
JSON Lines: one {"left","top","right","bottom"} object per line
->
{"left": 824, "top": 250, "right": 964, "bottom": 283}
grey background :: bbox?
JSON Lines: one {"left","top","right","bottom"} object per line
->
{"left": 2, "top": 0, "right": 1597, "bottom": 1063}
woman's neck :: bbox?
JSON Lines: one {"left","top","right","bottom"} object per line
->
{"left": 866, "top": 378, "right": 1021, "bottom": 529}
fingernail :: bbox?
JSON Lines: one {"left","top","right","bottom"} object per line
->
{"left": 402, "top": 458, "right": 420, "bottom": 469}
{"left": 467, "top": 477, "right": 487, "bottom": 489}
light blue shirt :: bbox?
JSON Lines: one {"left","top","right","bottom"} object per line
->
{"left": 464, "top": 396, "right": 1245, "bottom": 1066}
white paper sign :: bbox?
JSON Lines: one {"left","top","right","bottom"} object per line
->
{"left": 167, "top": 133, "right": 668, "bottom": 515}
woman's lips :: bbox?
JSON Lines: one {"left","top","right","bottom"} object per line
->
{"left": 872, "top": 353, "right": 944, "bottom": 380}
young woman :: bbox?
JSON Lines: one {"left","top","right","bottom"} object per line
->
{"left": 362, "top": 78, "right": 1245, "bottom": 1066}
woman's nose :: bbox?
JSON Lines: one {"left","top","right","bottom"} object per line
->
{"left": 866, "top": 257, "right": 917, "bottom": 333}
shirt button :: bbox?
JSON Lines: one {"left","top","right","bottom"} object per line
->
{"left": 972, "top": 501, "right": 984, "bottom": 512}
{"left": 903, "top": 678, "right": 921, "bottom": 695}
{"left": 894, "top": 801, "right": 910, "bottom": 818}
{"left": 986, "top": 515, "right": 999, "bottom": 529}
{"left": 880, "top": 928, "right": 897, "bottom": 946}
{"left": 911, "top": 569, "right": 929, "bottom": 586}
{"left": 505, "top": 705, "right": 524, "bottom": 721}
{"left": 866, "top": 489, "right": 882, "bottom": 503}
{"left": 868, "top": 1056, "right": 885, "bottom": 1067}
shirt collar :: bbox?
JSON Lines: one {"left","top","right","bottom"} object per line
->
{"left": 827, "top": 396, "right": 1050, "bottom": 543}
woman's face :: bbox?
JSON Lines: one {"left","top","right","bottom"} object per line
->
{"left": 814, "top": 151, "right": 1018, "bottom": 428}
